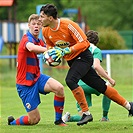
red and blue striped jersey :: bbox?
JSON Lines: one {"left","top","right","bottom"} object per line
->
{"left": 16, "top": 31, "right": 44, "bottom": 86}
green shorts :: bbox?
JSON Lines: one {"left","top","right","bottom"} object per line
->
{"left": 76, "top": 81, "right": 101, "bottom": 112}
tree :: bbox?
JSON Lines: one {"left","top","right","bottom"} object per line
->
{"left": 0, "top": 0, "right": 132, "bottom": 30}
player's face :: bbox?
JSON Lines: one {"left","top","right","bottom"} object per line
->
{"left": 28, "top": 19, "right": 42, "bottom": 38}
{"left": 39, "top": 11, "right": 51, "bottom": 27}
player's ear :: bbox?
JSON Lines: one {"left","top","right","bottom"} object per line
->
{"left": 49, "top": 16, "right": 53, "bottom": 21}
{"left": 28, "top": 23, "right": 30, "bottom": 28}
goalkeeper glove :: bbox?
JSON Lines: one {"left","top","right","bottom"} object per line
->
{"left": 54, "top": 46, "right": 71, "bottom": 56}
{"left": 43, "top": 48, "right": 62, "bottom": 61}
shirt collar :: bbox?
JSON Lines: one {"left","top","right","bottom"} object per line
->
{"left": 27, "top": 31, "right": 40, "bottom": 43}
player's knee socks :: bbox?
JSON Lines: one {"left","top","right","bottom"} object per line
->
{"left": 10, "top": 116, "right": 29, "bottom": 125}
{"left": 102, "top": 95, "right": 111, "bottom": 118}
{"left": 69, "top": 115, "right": 81, "bottom": 122}
{"left": 102, "top": 95, "right": 111, "bottom": 112}
{"left": 104, "top": 86, "right": 127, "bottom": 106}
{"left": 103, "top": 111, "right": 108, "bottom": 119}
{"left": 72, "top": 86, "right": 89, "bottom": 112}
{"left": 54, "top": 95, "right": 64, "bottom": 121}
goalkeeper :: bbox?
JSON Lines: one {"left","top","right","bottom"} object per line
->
{"left": 62, "top": 30, "right": 115, "bottom": 122}
{"left": 39, "top": 4, "right": 133, "bottom": 126}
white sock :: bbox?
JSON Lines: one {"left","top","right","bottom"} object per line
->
{"left": 124, "top": 101, "right": 131, "bottom": 110}
{"left": 83, "top": 111, "right": 90, "bottom": 115}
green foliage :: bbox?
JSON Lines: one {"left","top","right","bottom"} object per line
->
{"left": 97, "top": 27, "right": 127, "bottom": 50}
{"left": 70, "top": 0, "right": 133, "bottom": 30}
{"left": 0, "top": 0, "right": 132, "bottom": 30}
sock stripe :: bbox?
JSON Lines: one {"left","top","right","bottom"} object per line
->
{"left": 54, "top": 95, "right": 64, "bottom": 121}
{"left": 23, "top": 116, "right": 29, "bottom": 125}
{"left": 54, "top": 100, "right": 64, "bottom": 106}
{"left": 54, "top": 106, "right": 64, "bottom": 113}
{"left": 11, "top": 116, "right": 29, "bottom": 125}
{"left": 54, "top": 95, "right": 64, "bottom": 101}
{"left": 16, "top": 119, "right": 20, "bottom": 125}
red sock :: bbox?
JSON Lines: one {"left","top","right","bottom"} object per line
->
{"left": 11, "top": 116, "right": 30, "bottom": 125}
{"left": 54, "top": 95, "right": 64, "bottom": 121}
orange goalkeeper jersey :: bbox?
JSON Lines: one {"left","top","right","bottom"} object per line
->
{"left": 42, "top": 18, "right": 90, "bottom": 61}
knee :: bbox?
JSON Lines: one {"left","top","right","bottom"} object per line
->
{"left": 65, "top": 78, "right": 73, "bottom": 88}
{"left": 65, "top": 78, "right": 77, "bottom": 90}
{"left": 56, "top": 84, "right": 64, "bottom": 96}
{"left": 29, "top": 116, "right": 41, "bottom": 125}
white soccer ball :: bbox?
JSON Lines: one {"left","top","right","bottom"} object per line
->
{"left": 43, "top": 51, "right": 61, "bottom": 67}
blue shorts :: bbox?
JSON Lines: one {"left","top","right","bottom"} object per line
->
{"left": 16, "top": 74, "right": 50, "bottom": 112}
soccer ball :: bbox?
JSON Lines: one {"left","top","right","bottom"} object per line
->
{"left": 43, "top": 51, "right": 61, "bottom": 67}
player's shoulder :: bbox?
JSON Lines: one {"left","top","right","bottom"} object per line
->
{"left": 60, "top": 18, "right": 72, "bottom": 23}
{"left": 95, "top": 46, "right": 101, "bottom": 52}
{"left": 60, "top": 18, "right": 77, "bottom": 26}
{"left": 20, "top": 33, "right": 29, "bottom": 43}
{"left": 94, "top": 47, "right": 101, "bottom": 54}
{"left": 25, "top": 31, "right": 36, "bottom": 41}
{"left": 42, "top": 27, "right": 49, "bottom": 32}
{"left": 90, "top": 43, "right": 101, "bottom": 54}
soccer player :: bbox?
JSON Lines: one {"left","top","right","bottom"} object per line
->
{"left": 62, "top": 30, "right": 115, "bottom": 122}
{"left": 39, "top": 4, "right": 133, "bottom": 126}
{"left": 8, "top": 14, "right": 66, "bottom": 126}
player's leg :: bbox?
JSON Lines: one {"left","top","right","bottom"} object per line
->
{"left": 8, "top": 83, "right": 41, "bottom": 125}
{"left": 68, "top": 115, "right": 81, "bottom": 122}
{"left": 82, "top": 67, "right": 133, "bottom": 116}
{"left": 66, "top": 52, "right": 93, "bottom": 125}
{"left": 68, "top": 83, "right": 94, "bottom": 122}
{"left": 80, "top": 81, "right": 111, "bottom": 122}
{"left": 70, "top": 94, "right": 92, "bottom": 122}
{"left": 104, "top": 85, "right": 133, "bottom": 116}
{"left": 71, "top": 78, "right": 111, "bottom": 122}
{"left": 85, "top": 86, "right": 111, "bottom": 121}
{"left": 82, "top": 82, "right": 100, "bottom": 96}
{"left": 100, "top": 95, "right": 111, "bottom": 121}
{"left": 43, "top": 75, "right": 66, "bottom": 126}
{"left": 8, "top": 108, "right": 40, "bottom": 125}
{"left": 62, "top": 84, "right": 93, "bottom": 123}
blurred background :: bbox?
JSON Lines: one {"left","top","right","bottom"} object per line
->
{"left": 0, "top": 0, "right": 133, "bottom": 48}
{"left": 0, "top": 0, "right": 132, "bottom": 70}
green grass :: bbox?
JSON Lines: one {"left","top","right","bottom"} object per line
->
{"left": 0, "top": 54, "right": 133, "bottom": 133}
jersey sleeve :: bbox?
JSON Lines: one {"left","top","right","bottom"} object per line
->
{"left": 68, "top": 21, "right": 90, "bottom": 52}
{"left": 93, "top": 48, "right": 102, "bottom": 62}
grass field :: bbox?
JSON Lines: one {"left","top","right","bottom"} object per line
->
{"left": 0, "top": 54, "right": 133, "bottom": 133}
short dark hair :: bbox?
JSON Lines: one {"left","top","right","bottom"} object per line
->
{"left": 40, "top": 4, "right": 58, "bottom": 19}
{"left": 86, "top": 30, "right": 99, "bottom": 45}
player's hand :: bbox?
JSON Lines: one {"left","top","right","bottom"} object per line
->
{"left": 63, "top": 47, "right": 71, "bottom": 55}
{"left": 107, "top": 78, "right": 116, "bottom": 87}
{"left": 43, "top": 49, "right": 62, "bottom": 61}
{"left": 54, "top": 46, "right": 71, "bottom": 56}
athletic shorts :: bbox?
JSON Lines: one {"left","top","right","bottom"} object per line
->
{"left": 16, "top": 74, "right": 50, "bottom": 112}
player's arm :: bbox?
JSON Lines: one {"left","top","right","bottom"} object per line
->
{"left": 68, "top": 22, "right": 90, "bottom": 52}
{"left": 26, "top": 42, "right": 47, "bottom": 54}
{"left": 93, "top": 58, "right": 115, "bottom": 87}
{"left": 54, "top": 23, "right": 90, "bottom": 56}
